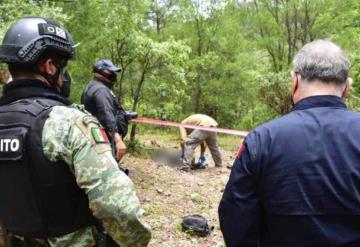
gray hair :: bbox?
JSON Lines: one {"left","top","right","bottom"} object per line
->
{"left": 293, "top": 40, "right": 350, "bottom": 84}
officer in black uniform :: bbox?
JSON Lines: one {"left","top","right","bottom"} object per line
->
{"left": 219, "top": 40, "right": 360, "bottom": 246}
{"left": 81, "top": 59, "right": 128, "bottom": 161}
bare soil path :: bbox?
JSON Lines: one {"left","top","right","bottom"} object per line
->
{"left": 126, "top": 131, "right": 240, "bottom": 247}
{"left": 0, "top": 130, "right": 241, "bottom": 247}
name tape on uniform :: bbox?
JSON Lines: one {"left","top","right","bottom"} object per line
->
{"left": 0, "top": 138, "right": 20, "bottom": 152}
{"left": 0, "top": 126, "right": 26, "bottom": 160}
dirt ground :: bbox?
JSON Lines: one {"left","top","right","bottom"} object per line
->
{"left": 126, "top": 131, "right": 240, "bottom": 247}
{"left": 0, "top": 130, "right": 241, "bottom": 247}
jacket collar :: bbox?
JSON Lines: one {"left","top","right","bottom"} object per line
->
{"left": 292, "top": 95, "right": 347, "bottom": 111}
{"left": 91, "top": 77, "right": 113, "bottom": 89}
{"left": 0, "top": 79, "right": 70, "bottom": 106}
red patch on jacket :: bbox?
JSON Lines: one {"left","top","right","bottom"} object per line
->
{"left": 235, "top": 143, "right": 245, "bottom": 158}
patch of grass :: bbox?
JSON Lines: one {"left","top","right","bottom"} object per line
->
{"left": 198, "top": 204, "right": 209, "bottom": 211}
{"left": 184, "top": 228, "right": 194, "bottom": 236}
{"left": 141, "top": 178, "right": 156, "bottom": 190}
{"left": 144, "top": 203, "right": 161, "bottom": 215}
{"left": 141, "top": 125, "right": 242, "bottom": 153}
{"left": 190, "top": 193, "right": 203, "bottom": 204}
{"left": 126, "top": 139, "right": 154, "bottom": 159}
{"left": 126, "top": 138, "right": 142, "bottom": 153}
{"left": 140, "top": 126, "right": 179, "bottom": 139}
{"left": 132, "top": 125, "right": 180, "bottom": 144}
{"left": 217, "top": 134, "right": 243, "bottom": 152}
{"left": 174, "top": 222, "right": 183, "bottom": 232}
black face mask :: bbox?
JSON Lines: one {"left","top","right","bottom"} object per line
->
{"left": 93, "top": 67, "right": 117, "bottom": 84}
{"left": 60, "top": 70, "right": 71, "bottom": 97}
{"left": 38, "top": 59, "right": 67, "bottom": 91}
{"left": 41, "top": 67, "right": 61, "bottom": 88}
{"left": 107, "top": 71, "right": 117, "bottom": 83}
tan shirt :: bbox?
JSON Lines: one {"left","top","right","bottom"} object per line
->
{"left": 179, "top": 114, "right": 218, "bottom": 141}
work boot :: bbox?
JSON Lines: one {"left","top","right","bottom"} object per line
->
{"left": 195, "top": 156, "right": 208, "bottom": 169}
{"left": 179, "top": 157, "right": 192, "bottom": 172}
{"left": 179, "top": 164, "right": 190, "bottom": 172}
{"left": 191, "top": 161, "right": 208, "bottom": 170}
{"left": 200, "top": 159, "right": 208, "bottom": 167}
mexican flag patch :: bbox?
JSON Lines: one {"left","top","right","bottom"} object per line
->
{"left": 91, "top": 128, "right": 109, "bottom": 143}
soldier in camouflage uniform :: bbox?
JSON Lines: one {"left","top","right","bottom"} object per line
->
{"left": 0, "top": 17, "right": 151, "bottom": 247}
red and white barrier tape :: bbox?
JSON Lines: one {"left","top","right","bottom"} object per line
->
{"left": 130, "top": 117, "right": 249, "bottom": 137}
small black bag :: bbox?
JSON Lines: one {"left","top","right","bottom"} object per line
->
{"left": 181, "top": 214, "right": 214, "bottom": 237}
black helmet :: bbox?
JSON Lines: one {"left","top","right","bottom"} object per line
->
{"left": 0, "top": 16, "right": 74, "bottom": 64}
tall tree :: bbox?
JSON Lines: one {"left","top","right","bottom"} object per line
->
{"left": 127, "top": 36, "right": 190, "bottom": 140}
{"left": 241, "top": 0, "right": 331, "bottom": 72}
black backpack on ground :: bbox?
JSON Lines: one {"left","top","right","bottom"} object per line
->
{"left": 181, "top": 214, "right": 214, "bottom": 237}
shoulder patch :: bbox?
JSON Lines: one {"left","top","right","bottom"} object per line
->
{"left": 75, "top": 117, "right": 112, "bottom": 154}
{"left": 91, "top": 127, "right": 110, "bottom": 143}
{"left": 83, "top": 115, "right": 100, "bottom": 126}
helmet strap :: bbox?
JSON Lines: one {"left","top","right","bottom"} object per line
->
{"left": 33, "top": 61, "right": 65, "bottom": 92}
{"left": 60, "top": 71, "right": 71, "bottom": 97}
{"left": 43, "top": 68, "right": 62, "bottom": 89}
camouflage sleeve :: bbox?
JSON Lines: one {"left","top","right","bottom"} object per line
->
{"left": 42, "top": 106, "right": 151, "bottom": 247}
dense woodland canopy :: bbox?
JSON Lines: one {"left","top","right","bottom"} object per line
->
{"left": 1, "top": 0, "right": 360, "bottom": 137}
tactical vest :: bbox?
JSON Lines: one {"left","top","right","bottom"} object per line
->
{"left": 0, "top": 80, "right": 95, "bottom": 238}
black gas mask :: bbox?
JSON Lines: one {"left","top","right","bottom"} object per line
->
{"left": 105, "top": 71, "right": 117, "bottom": 82}
{"left": 93, "top": 67, "right": 117, "bottom": 84}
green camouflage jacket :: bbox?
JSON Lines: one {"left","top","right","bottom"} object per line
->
{"left": 40, "top": 104, "right": 151, "bottom": 247}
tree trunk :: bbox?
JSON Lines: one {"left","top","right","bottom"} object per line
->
{"left": 118, "top": 70, "right": 125, "bottom": 99}
{"left": 156, "top": 13, "right": 161, "bottom": 35}
{"left": 194, "top": 72, "right": 201, "bottom": 112}
{"left": 154, "top": 0, "right": 161, "bottom": 35}
{"left": 194, "top": 16, "right": 202, "bottom": 112}
{"left": 129, "top": 124, "right": 137, "bottom": 142}
{"left": 130, "top": 66, "right": 147, "bottom": 141}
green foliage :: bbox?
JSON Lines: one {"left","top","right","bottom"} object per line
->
{"left": 239, "top": 0, "right": 333, "bottom": 72}
{"left": 1, "top": 0, "right": 360, "bottom": 133}
{"left": 0, "top": 0, "right": 68, "bottom": 82}
{"left": 258, "top": 71, "right": 292, "bottom": 115}
{"left": 239, "top": 103, "right": 278, "bottom": 130}
{"left": 125, "top": 138, "right": 143, "bottom": 154}
{"left": 0, "top": 0, "right": 68, "bottom": 38}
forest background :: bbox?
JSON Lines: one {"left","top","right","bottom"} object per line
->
{"left": 1, "top": 0, "right": 360, "bottom": 139}
{"left": 2, "top": 1, "right": 360, "bottom": 245}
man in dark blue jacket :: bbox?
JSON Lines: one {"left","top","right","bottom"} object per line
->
{"left": 219, "top": 40, "right": 360, "bottom": 247}
{"left": 81, "top": 59, "right": 128, "bottom": 161}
